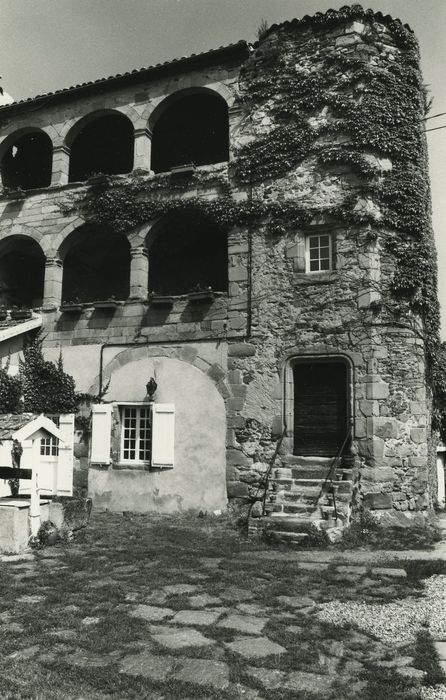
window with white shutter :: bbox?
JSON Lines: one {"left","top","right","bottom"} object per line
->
{"left": 91, "top": 404, "right": 112, "bottom": 464}
{"left": 117, "top": 403, "right": 175, "bottom": 468}
{"left": 151, "top": 403, "right": 175, "bottom": 469}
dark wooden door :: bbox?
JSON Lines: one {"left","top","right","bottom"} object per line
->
{"left": 293, "top": 361, "right": 348, "bottom": 456}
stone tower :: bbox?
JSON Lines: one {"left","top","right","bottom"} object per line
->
{"left": 0, "top": 6, "right": 438, "bottom": 540}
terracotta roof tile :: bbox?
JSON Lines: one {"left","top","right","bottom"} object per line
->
{"left": 0, "top": 41, "right": 250, "bottom": 113}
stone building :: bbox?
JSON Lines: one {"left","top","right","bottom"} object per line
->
{"left": 0, "top": 6, "right": 438, "bottom": 539}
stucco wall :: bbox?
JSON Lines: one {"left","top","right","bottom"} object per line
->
{"left": 89, "top": 354, "right": 227, "bottom": 513}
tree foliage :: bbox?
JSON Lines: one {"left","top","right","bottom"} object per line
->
{"left": 0, "top": 358, "right": 22, "bottom": 413}
{"left": 20, "top": 332, "right": 78, "bottom": 414}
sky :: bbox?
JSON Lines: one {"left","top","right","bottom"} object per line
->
{"left": 1, "top": 0, "right": 445, "bottom": 335}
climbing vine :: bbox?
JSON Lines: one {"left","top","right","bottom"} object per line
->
{"left": 66, "top": 5, "right": 444, "bottom": 433}
{"left": 20, "top": 333, "right": 78, "bottom": 414}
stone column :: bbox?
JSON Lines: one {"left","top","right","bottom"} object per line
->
{"left": 133, "top": 128, "right": 152, "bottom": 171}
{"left": 51, "top": 146, "right": 71, "bottom": 187}
{"left": 129, "top": 246, "right": 149, "bottom": 299}
{"left": 43, "top": 257, "right": 63, "bottom": 309}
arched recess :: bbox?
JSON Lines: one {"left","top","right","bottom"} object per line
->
{"left": 147, "top": 210, "right": 228, "bottom": 295}
{"left": 150, "top": 89, "right": 229, "bottom": 173}
{"left": 60, "top": 224, "right": 130, "bottom": 302}
{"left": 67, "top": 111, "right": 134, "bottom": 182}
{"left": 88, "top": 353, "right": 228, "bottom": 513}
{"left": 0, "top": 128, "right": 52, "bottom": 190}
{"left": 0, "top": 235, "right": 45, "bottom": 307}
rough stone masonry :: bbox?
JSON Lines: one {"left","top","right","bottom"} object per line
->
{"left": 0, "top": 5, "right": 438, "bottom": 528}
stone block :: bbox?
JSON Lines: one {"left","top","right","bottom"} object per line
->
{"left": 227, "top": 481, "right": 249, "bottom": 499}
{"left": 366, "top": 382, "right": 389, "bottom": 400}
{"left": 228, "top": 314, "right": 246, "bottom": 331}
{"left": 228, "top": 369, "right": 243, "bottom": 384}
{"left": 228, "top": 343, "right": 256, "bottom": 357}
{"left": 228, "top": 266, "right": 248, "bottom": 282}
{"left": 363, "top": 492, "right": 392, "bottom": 510}
{"left": 359, "top": 400, "right": 378, "bottom": 417}
{"left": 227, "top": 397, "right": 245, "bottom": 412}
{"left": 49, "top": 496, "right": 92, "bottom": 532}
{"left": 226, "top": 465, "right": 239, "bottom": 482}
{"left": 360, "top": 466, "right": 395, "bottom": 482}
{"left": 375, "top": 418, "right": 399, "bottom": 439}
{"left": 410, "top": 428, "right": 426, "bottom": 444}
{"left": 207, "top": 363, "right": 226, "bottom": 382}
{"left": 226, "top": 449, "right": 252, "bottom": 467}
{"left": 0, "top": 504, "right": 29, "bottom": 554}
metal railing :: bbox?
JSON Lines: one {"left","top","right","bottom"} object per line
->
{"left": 316, "top": 426, "right": 353, "bottom": 521}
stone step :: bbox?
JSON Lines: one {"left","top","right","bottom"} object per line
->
{"left": 281, "top": 456, "right": 334, "bottom": 468}
{"left": 265, "top": 503, "right": 314, "bottom": 515}
{"left": 271, "top": 478, "right": 353, "bottom": 494}
{"left": 264, "top": 515, "right": 316, "bottom": 532}
{"left": 264, "top": 530, "right": 309, "bottom": 546}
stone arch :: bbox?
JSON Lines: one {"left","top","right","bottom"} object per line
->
{"left": 0, "top": 233, "right": 45, "bottom": 307}
{"left": 51, "top": 216, "right": 88, "bottom": 256}
{"left": 0, "top": 127, "right": 53, "bottom": 190}
{"left": 66, "top": 109, "right": 134, "bottom": 182}
{"left": 88, "top": 352, "right": 229, "bottom": 513}
{"left": 144, "top": 210, "right": 228, "bottom": 296}
{"left": 59, "top": 223, "right": 131, "bottom": 303}
{"left": 0, "top": 224, "right": 46, "bottom": 251}
{"left": 149, "top": 87, "right": 230, "bottom": 173}
{"left": 89, "top": 344, "right": 231, "bottom": 401}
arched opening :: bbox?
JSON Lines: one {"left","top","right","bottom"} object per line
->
{"left": 1, "top": 130, "right": 52, "bottom": 190}
{"left": 61, "top": 225, "right": 130, "bottom": 302}
{"left": 0, "top": 236, "right": 45, "bottom": 307}
{"left": 68, "top": 113, "right": 134, "bottom": 182}
{"left": 148, "top": 211, "right": 227, "bottom": 296}
{"left": 151, "top": 92, "right": 229, "bottom": 173}
{"left": 292, "top": 358, "right": 351, "bottom": 457}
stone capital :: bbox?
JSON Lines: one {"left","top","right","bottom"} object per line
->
{"left": 130, "top": 245, "right": 148, "bottom": 259}
{"left": 45, "top": 257, "right": 63, "bottom": 268}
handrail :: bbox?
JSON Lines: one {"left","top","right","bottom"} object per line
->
{"left": 261, "top": 427, "right": 287, "bottom": 516}
{"left": 316, "top": 425, "right": 353, "bottom": 521}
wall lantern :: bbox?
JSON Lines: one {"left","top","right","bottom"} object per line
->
{"left": 146, "top": 377, "right": 157, "bottom": 401}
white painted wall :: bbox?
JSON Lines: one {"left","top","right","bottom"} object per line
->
{"left": 89, "top": 355, "right": 227, "bottom": 513}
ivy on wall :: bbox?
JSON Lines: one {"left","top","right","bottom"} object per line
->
{"left": 20, "top": 333, "right": 78, "bottom": 414}
{"left": 67, "top": 5, "right": 444, "bottom": 434}
{"left": 0, "top": 358, "right": 22, "bottom": 413}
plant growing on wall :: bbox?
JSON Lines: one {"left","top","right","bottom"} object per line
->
{"left": 0, "top": 357, "right": 22, "bottom": 413}
{"left": 20, "top": 332, "right": 78, "bottom": 414}
{"left": 65, "top": 6, "right": 443, "bottom": 436}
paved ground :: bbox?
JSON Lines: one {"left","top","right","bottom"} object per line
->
{"left": 0, "top": 511, "right": 445, "bottom": 699}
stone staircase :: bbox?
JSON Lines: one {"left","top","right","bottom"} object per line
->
{"left": 251, "top": 456, "right": 358, "bottom": 545}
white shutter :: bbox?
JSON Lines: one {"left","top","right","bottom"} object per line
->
{"left": 151, "top": 403, "right": 175, "bottom": 469}
{"left": 57, "top": 413, "right": 74, "bottom": 495}
{"left": 90, "top": 404, "right": 113, "bottom": 464}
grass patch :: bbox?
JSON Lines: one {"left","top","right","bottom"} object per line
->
{"left": 413, "top": 630, "right": 446, "bottom": 686}
{"left": 336, "top": 510, "right": 442, "bottom": 550}
{"left": 0, "top": 511, "right": 439, "bottom": 699}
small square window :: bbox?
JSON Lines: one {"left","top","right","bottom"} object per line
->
{"left": 305, "top": 234, "right": 334, "bottom": 273}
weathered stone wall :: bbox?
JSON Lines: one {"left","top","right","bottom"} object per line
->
{"left": 0, "top": 8, "right": 436, "bottom": 523}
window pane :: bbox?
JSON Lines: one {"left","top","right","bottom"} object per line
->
{"left": 310, "top": 259, "right": 319, "bottom": 271}
{"left": 320, "top": 258, "right": 330, "bottom": 270}
{"left": 319, "top": 235, "right": 329, "bottom": 247}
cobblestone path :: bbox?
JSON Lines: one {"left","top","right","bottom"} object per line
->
{"left": 0, "top": 512, "right": 445, "bottom": 699}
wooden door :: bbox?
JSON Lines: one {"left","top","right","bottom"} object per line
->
{"left": 293, "top": 361, "right": 348, "bottom": 456}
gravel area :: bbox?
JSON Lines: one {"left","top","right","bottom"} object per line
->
{"left": 317, "top": 575, "right": 446, "bottom": 645}
{"left": 420, "top": 686, "right": 446, "bottom": 700}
